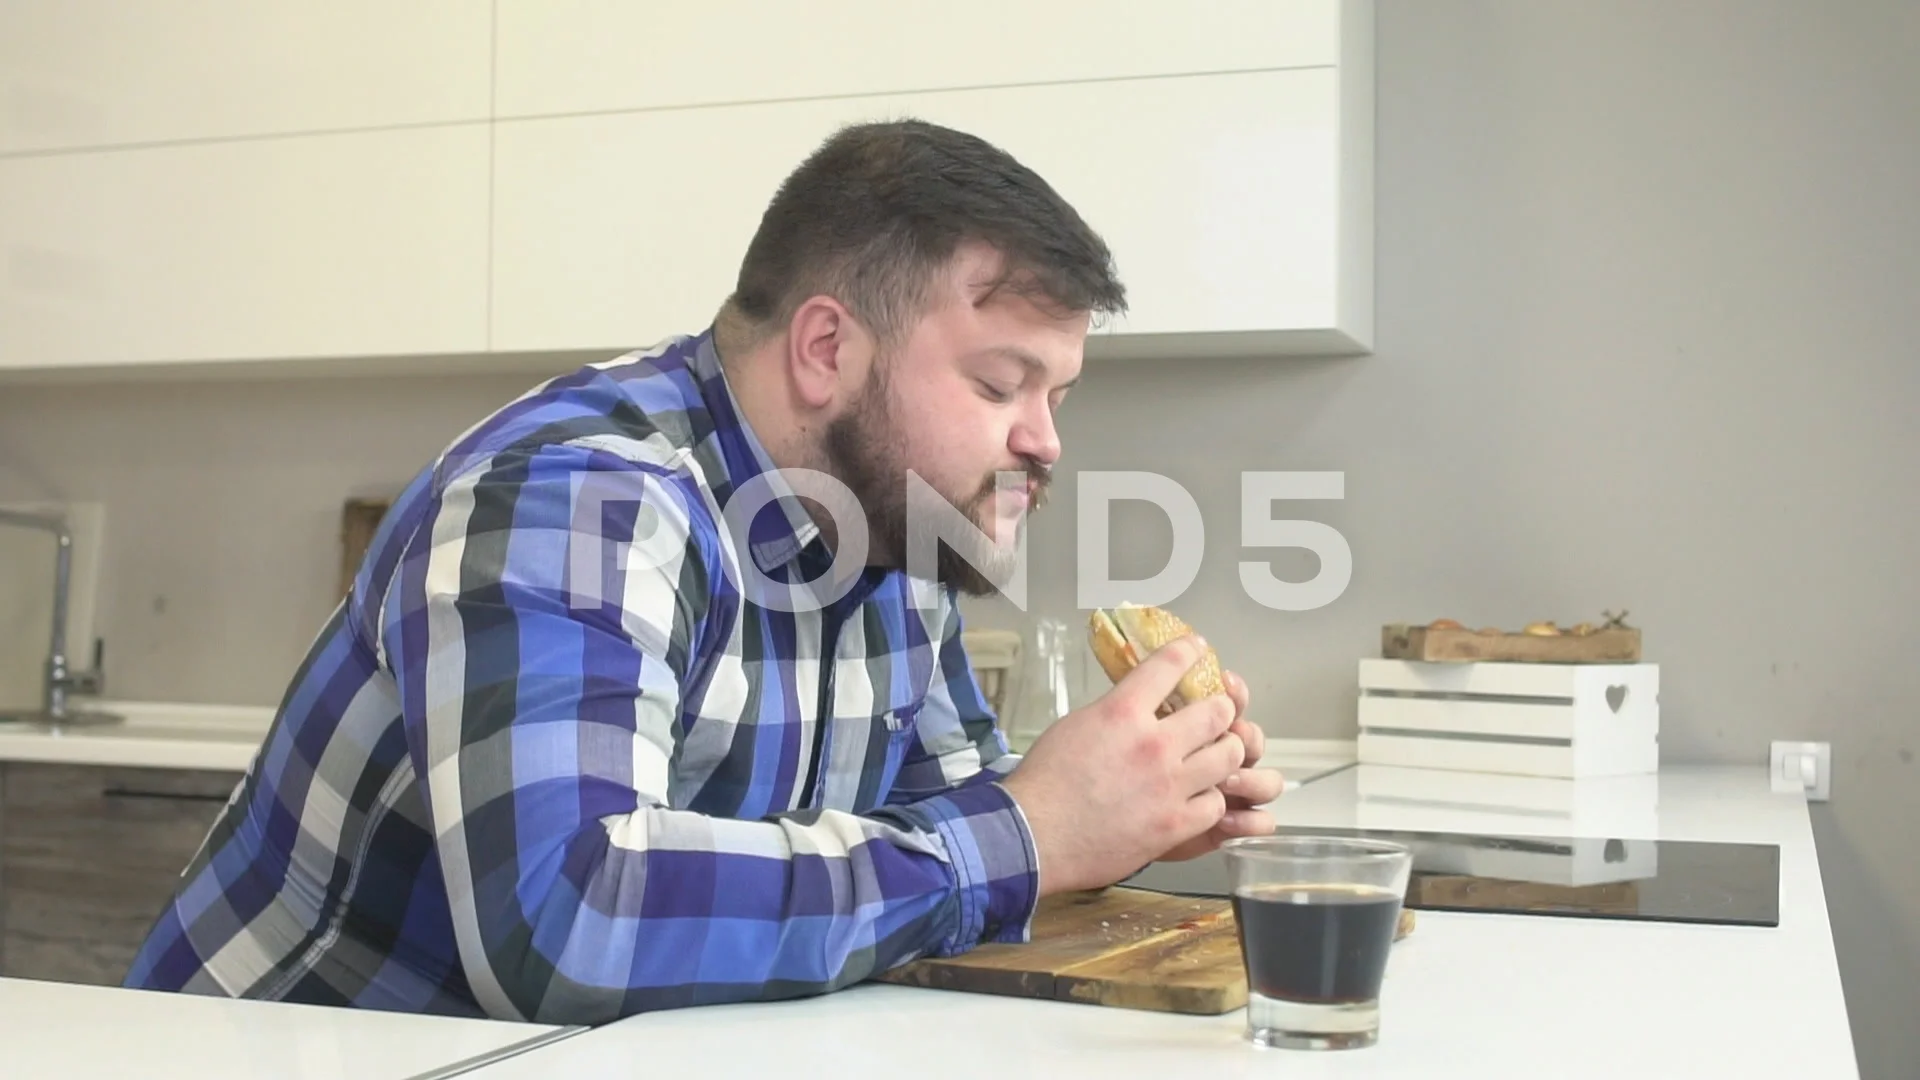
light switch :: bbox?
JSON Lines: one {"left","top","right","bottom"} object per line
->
{"left": 1770, "top": 740, "right": 1832, "bottom": 802}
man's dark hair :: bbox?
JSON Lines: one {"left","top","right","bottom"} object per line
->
{"left": 723, "top": 118, "right": 1127, "bottom": 348}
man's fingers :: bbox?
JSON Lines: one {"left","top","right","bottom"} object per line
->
{"left": 1221, "top": 766, "right": 1285, "bottom": 806}
{"left": 1116, "top": 634, "right": 1208, "bottom": 716}
{"left": 1158, "top": 805, "right": 1275, "bottom": 864}
{"left": 1225, "top": 669, "right": 1250, "bottom": 720}
{"left": 1216, "top": 807, "right": 1275, "bottom": 838}
{"left": 1229, "top": 715, "right": 1264, "bottom": 768}
{"left": 1219, "top": 671, "right": 1261, "bottom": 766}
{"left": 1181, "top": 729, "right": 1244, "bottom": 795}
{"left": 1162, "top": 691, "right": 1236, "bottom": 758}
{"left": 1180, "top": 785, "right": 1229, "bottom": 837}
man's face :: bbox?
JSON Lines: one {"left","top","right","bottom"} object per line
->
{"left": 824, "top": 244, "right": 1087, "bottom": 595}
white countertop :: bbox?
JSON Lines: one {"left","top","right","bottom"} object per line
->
{"left": 0, "top": 700, "right": 271, "bottom": 770}
{"left": 0, "top": 977, "right": 577, "bottom": 1080}
{"left": 0, "top": 736, "right": 1356, "bottom": 1073}
{"left": 451, "top": 762, "right": 1858, "bottom": 1080}
{"left": 0, "top": 708, "right": 1352, "bottom": 780}
{"left": 1249, "top": 738, "right": 1357, "bottom": 789}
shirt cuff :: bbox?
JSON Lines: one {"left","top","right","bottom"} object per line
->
{"left": 907, "top": 779, "right": 1041, "bottom": 954}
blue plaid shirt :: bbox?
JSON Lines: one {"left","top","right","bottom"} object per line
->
{"left": 124, "top": 330, "right": 1040, "bottom": 1024}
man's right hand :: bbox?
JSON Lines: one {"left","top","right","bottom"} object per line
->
{"left": 998, "top": 634, "right": 1245, "bottom": 897}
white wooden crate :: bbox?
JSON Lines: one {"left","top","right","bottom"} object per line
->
{"left": 1354, "top": 765, "right": 1660, "bottom": 839}
{"left": 1357, "top": 659, "right": 1659, "bottom": 779}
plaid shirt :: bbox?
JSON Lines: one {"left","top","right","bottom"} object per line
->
{"left": 124, "top": 330, "right": 1040, "bottom": 1024}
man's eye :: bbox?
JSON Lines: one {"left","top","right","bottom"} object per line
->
{"left": 977, "top": 381, "right": 1013, "bottom": 403}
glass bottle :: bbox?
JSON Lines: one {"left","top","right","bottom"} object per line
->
{"left": 1005, "top": 616, "right": 1094, "bottom": 752}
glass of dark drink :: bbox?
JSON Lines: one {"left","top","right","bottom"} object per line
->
{"left": 1221, "top": 835, "right": 1413, "bottom": 1050}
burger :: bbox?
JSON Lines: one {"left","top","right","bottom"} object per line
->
{"left": 1086, "top": 602, "right": 1227, "bottom": 718}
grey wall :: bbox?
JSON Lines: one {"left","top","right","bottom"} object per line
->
{"left": 1008, "top": 2, "right": 1918, "bottom": 1073}
{"left": 0, "top": 1, "right": 1913, "bottom": 1073}
{"left": 0, "top": 372, "right": 543, "bottom": 704}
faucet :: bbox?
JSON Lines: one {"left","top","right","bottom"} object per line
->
{"left": 0, "top": 507, "right": 118, "bottom": 727}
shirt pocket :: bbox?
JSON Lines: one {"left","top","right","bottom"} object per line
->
{"left": 839, "top": 698, "right": 924, "bottom": 813}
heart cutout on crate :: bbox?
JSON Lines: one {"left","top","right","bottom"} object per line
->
{"left": 1605, "top": 684, "right": 1628, "bottom": 713}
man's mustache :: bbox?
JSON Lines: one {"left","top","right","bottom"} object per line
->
{"left": 978, "top": 459, "right": 1052, "bottom": 509}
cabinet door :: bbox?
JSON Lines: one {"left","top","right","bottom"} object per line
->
{"left": 0, "top": 125, "right": 491, "bottom": 373}
{"left": 492, "top": 68, "right": 1353, "bottom": 357}
{"left": 0, "top": 1, "right": 491, "bottom": 153}
{"left": 0, "top": 763, "right": 241, "bottom": 986}
{"left": 495, "top": 0, "right": 1341, "bottom": 118}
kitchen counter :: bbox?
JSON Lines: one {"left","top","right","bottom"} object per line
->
{"left": 447, "top": 762, "right": 1857, "bottom": 1079}
{"left": 0, "top": 976, "right": 579, "bottom": 1079}
{"left": 0, "top": 704, "right": 1353, "bottom": 780}
{"left": 0, "top": 700, "right": 271, "bottom": 770}
{"left": 1246, "top": 737, "right": 1356, "bottom": 789}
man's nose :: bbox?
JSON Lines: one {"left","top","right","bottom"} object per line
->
{"left": 1010, "top": 397, "right": 1062, "bottom": 468}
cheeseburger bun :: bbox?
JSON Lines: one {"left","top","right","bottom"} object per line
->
{"left": 1086, "top": 602, "right": 1227, "bottom": 717}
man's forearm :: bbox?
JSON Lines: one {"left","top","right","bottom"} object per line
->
{"left": 442, "top": 780, "right": 1039, "bottom": 1025}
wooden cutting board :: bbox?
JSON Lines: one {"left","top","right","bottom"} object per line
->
{"left": 875, "top": 886, "right": 1415, "bottom": 1015}
{"left": 875, "top": 886, "right": 1247, "bottom": 1014}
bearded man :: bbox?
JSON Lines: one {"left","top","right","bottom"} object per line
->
{"left": 123, "top": 119, "right": 1284, "bottom": 1025}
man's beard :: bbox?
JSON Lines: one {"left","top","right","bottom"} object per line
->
{"left": 821, "top": 366, "right": 1046, "bottom": 597}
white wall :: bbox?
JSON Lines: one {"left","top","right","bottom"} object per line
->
{"left": 0, "top": 1, "right": 1914, "bottom": 1073}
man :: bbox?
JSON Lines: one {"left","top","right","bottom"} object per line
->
{"left": 124, "top": 119, "right": 1284, "bottom": 1025}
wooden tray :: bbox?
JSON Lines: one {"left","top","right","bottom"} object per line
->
{"left": 875, "top": 887, "right": 1246, "bottom": 1014}
{"left": 874, "top": 885, "right": 1414, "bottom": 1015}
{"left": 1383, "top": 624, "right": 1642, "bottom": 664}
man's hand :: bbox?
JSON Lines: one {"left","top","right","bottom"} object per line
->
{"left": 1153, "top": 669, "right": 1283, "bottom": 861}
{"left": 1000, "top": 636, "right": 1261, "bottom": 897}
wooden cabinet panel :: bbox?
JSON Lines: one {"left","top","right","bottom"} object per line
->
{"left": 0, "top": 0, "right": 491, "bottom": 153}
{"left": 0, "top": 763, "right": 241, "bottom": 986}
{"left": 495, "top": 0, "right": 1343, "bottom": 119}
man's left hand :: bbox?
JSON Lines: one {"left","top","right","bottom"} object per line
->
{"left": 1154, "top": 670, "right": 1284, "bottom": 862}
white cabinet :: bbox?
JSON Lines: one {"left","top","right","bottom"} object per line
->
{"left": 493, "top": 62, "right": 1371, "bottom": 359}
{"left": 0, "top": 126, "right": 490, "bottom": 373}
{"left": 0, "top": 1, "right": 491, "bottom": 153}
{"left": 492, "top": 101, "right": 837, "bottom": 355}
{"left": 0, "top": 0, "right": 1372, "bottom": 377}
{"left": 495, "top": 0, "right": 1340, "bottom": 118}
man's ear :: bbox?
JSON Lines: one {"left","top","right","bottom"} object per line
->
{"left": 786, "top": 295, "right": 876, "bottom": 410}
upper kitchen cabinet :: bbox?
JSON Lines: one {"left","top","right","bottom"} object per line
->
{"left": 0, "top": 125, "right": 491, "bottom": 374}
{"left": 493, "top": 1, "right": 1342, "bottom": 118}
{"left": 0, "top": 1, "right": 1371, "bottom": 376}
{"left": 0, "top": 1, "right": 491, "bottom": 154}
{"left": 492, "top": 3, "right": 1374, "bottom": 360}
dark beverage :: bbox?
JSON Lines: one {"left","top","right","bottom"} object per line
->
{"left": 1231, "top": 883, "right": 1402, "bottom": 1004}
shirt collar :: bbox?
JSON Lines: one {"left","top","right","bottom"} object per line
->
{"left": 689, "top": 329, "right": 826, "bottom": 576}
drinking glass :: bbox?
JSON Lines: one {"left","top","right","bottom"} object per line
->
{"left": 1221, "top": 835, "right": 1414, "bottom": 1050}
